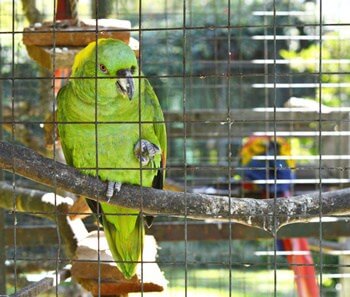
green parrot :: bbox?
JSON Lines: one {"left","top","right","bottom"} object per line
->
{"left": 57, "top": 38, "right": 167, "bottom": 279}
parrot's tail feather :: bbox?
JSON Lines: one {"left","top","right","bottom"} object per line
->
{"left": 102, "top": 205, "right": 145, "bottom": 279}
{"left": 282, "top": 238, "right": 320, "bottom": 297}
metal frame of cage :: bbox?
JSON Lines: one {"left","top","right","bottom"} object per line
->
{"left": 1, "top": 0, "right": 350, "bottom": 296}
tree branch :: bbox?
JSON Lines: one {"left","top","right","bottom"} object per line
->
{"left": 0, "top": 181, "right": 77, "bottom": 258}
{"left": 21, "top": 0, "right": 43, "bottom": 25}
{"left": 0, "top": 141, "right": 350, "bottom": 234}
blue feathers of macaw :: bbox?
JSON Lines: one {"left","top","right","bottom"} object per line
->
{"left": 240, "top": 136, "right": 295, "bottom": 195}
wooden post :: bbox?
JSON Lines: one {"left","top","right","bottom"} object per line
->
{"left": 0, "top": 209, "right": 6, "bottom": 294}
{"left": 338, "top": 113, "right": 350, "bottom": 296}
{"left": 0, "top": 59, "right": 6, "bottom": 295}
{"left": 339, "top": 238, "right": 350, "bottom": 297}
{"left": 56, "top": 0, "right": 73, "bottom": 21}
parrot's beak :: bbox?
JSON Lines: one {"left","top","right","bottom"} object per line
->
{"left": 116, "top": 69, "right": 134, "bottom": 100}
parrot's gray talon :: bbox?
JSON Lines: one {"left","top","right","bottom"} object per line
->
{"left": 106, "top": 181, "right": 122, "bottom": 202}
{"left": 134, "top": 139, "right": 161, "bottom": 166}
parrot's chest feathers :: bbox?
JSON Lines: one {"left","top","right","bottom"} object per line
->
{"left": 67, "top": 93, "right": 140, "bottom": 122}
{"left": 63, "top": 103, "right": 157, "bottom": 185}
{"left": 67, "top": 121, "right": 140, "bottom": 160}
{"left": 65, "top": 123, "right": 155, "bottom": 185}
{"left": 59, "top": 85, "right": 160, "bottom": 186}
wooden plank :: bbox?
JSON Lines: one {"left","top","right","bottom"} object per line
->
{"left": 164, "top": 109, "right": 350, "bottom": 123}
{"left": 163, "top": 109, "right": 348, "bottom": 138}
{"left": 25, "top": 36, "right": 139, "bottom": 70}
{"left": 23, "top": 19, "right": 139, "bottom": 69}
{"left": 149, "top": 220, "right": 350, "bottom": 241}
{"left": 166, "top": 123, "right": 339, "bottom": 139}
{"left": 23, "top": 19, "right": 131, "bottom": 47}
{"left": 0, "top": 210, "right": 5, "bottom": 294}
{"left": 5, "top": 220, "right": 350, "bottom": 247}
{"left": 149, "top": 221, "right": 270, "bottom": 241}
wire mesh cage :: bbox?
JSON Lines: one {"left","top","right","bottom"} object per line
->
{"left": 1, "top": 0, "right": 350, "bottom": 296}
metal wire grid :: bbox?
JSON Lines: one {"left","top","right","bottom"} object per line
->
{"left": 1, "top": 0, "right": 350, "bottom": 296}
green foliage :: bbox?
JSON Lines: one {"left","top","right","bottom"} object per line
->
{"left": 162, "top": 267, "right": 296, "bottom": 297}
{"left": 121, "top": 0, "right": 316, "bottom": 111}
{"left": 158, "top": 239, "right": 287, "bottom": 267}
{"left": 280, "top": 33, "right": 350, "bottom": 107}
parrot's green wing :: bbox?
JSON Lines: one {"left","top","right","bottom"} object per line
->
{"left": 144, "top": 78, "right": 167, "bottom": 190}
{"left": 56, "top": 84, "right": 74, "bottom": 167}
{"left": 142, "top": 78, "right": 167, "bottom": 227}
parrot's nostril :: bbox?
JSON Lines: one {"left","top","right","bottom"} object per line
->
{"left": 116, "top": 69, "right": 127, "bottom": 77}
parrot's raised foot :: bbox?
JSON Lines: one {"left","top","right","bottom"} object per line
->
{"left": 106, "top": 181, "right": 122, "bottom": 202}
{"left": 134, "top": 139, "right": 160, "bottom": 166}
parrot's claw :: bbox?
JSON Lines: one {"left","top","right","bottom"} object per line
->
{"left": 106, "top": 181, "right": 122, "bottom": 202}
{"left": 134, "top": 139, "right": 161, "bottom": 166}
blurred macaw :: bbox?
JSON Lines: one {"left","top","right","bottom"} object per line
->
{"left": 240, "top": 136, "right": 320, "bottom": 297}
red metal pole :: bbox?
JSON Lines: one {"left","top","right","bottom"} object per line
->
{"left": 55, "top": 0, "right": 72, "bottom": 20}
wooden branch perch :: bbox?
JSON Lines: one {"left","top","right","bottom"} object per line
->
{"left": 1, "top": 141, "right": 350, "bottom": 234}
{"left": 0, "top": 181, "right": 77, "bottom": 257}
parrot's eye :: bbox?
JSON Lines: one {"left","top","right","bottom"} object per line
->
{"left": 99, "top": 64, "right": 108, "bottom": 74}
{"left": 131, "top": 66, "right": 136, "bottom": 74}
